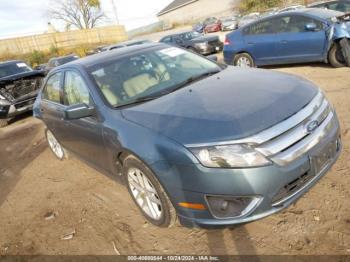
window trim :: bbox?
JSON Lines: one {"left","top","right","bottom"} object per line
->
{"left": 42, "top": 71, "right": 64, "bottom": 105}
{"left": 62, "top": 69, "right": 95, "bottom": 107}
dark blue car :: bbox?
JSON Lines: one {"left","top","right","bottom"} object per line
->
{"left": 223, "top": 8, "right": 350, "bottom": 67}
{"left": 34, "top": 43, "right": 341, "bottom": 228}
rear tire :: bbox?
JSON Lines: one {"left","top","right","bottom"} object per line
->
{"left": 0, "top": 119, "right": 8, "bottom": 128}
{"left": 329, "top": 44, "right": 346, "bottom": 68}
{"left": 233, "top": 53, "right": 255, "bottom": 68}
{"left": 123, "top": 155, "right": 177, "bottom": 227}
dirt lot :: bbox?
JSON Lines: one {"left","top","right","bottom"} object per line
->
{"left": 0, "top": 62, "right": 349, "bottom": 255}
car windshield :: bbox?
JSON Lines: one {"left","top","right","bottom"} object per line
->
{"left": 89, "top": 46, "right": 221, "bottom": 108}
{"left": 0, "top": 62, "right": 32, "bottom": 78}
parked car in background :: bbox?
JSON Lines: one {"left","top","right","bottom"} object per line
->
{"left": 203, "top": 17, "right": 222, "bottom": 33}
{"left": 34, "top": 63, "right": 48, "bottom": 71}
{"left": 278, "top": 5, "right": 305, "bottom": 13}
{"left": 159, "top": 31, "right": 223, "bottom": 55}
{"left": 0, "top": 60, "right": 45, "bottom": 127}
{"left": 193, "top": 17, "right": 222, "bottom": 33}
{"left": 309, "top": 0, "right": 350, "bottom": 12}
{"left": 224, "top": 9, "right": 349, "bottom": 67}
{"left": 260, "top": 7, "right": 280, "bottom": 18}
{"left": 221, "top": 16, "right": 239, "bottom": 31}
{"left": 33, "top": 43, "right": 341, "bottom": 228}
{"left": 101, "top": 40, "right": 152, "bottom": 51}
{"left": 47, "top": 54, "right": 79, "bottom": 72}
{"left": 86, "top": 45, "right": 108, "bottom": 56}
{"left": 238, "top": 13, "right": 260, "bottom": 28}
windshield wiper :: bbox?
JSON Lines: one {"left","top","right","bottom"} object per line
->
{"left": 168, "top": 69, "right": 221, "bottom": 93}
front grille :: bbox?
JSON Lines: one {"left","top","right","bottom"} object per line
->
{"left": 254, "top": 92, "right": 335, "bottom": 166}
{"left": 14, "top": 98, "right": 35, "bottom": 109}
{"left": 271, "top": 171, "right": 314, "bottom": 205}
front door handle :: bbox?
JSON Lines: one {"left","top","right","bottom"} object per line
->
{"left": 281, "top": 40, "right": 288, "bottom": 44}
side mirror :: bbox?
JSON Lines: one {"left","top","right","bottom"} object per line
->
{"left": 305, "top": 22, "right": 317, "bottom": 31}
{"left": 64, "top": 103, "right": 95, "bottom": 120}
{"left": 207, "top": 55, "right": 218, "bottom": 62}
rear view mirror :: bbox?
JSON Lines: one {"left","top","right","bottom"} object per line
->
{"left": 305, "top": 23, "right": 317, "bottom": 31}
{"left": 64, "top": 103, "right": 95, "bottom": 120}
{"left": 207, "top": 55, "right": 218, "bottom": 62}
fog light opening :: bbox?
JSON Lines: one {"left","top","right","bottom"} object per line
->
{"left": 206, "top": 195, "right": 261, "bottom": 219}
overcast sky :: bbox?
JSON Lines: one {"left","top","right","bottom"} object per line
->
{"left": 0, "top": 0, "right": 173, "bottom": 38}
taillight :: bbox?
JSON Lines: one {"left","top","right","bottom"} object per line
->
{"left": 224, "top": 37, "right": 231, "bottom": 45}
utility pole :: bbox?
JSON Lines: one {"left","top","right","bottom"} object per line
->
{"left": 111, "top": 0, "right": 120, "bottom": 24}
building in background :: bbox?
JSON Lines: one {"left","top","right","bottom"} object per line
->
{"left": 157, "top": 0, "right": 239, "bottom": 25}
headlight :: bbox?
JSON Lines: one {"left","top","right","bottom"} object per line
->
{"left": 189, "top": 144, "right": 271, "bottom": 168}
{"left": 195, "top": 42, "right": 208, "bottom": 49}
{"left": 0, "top": 94, "right": 5, "bottom": 100}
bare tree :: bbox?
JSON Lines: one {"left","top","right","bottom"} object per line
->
{"left": 49, "top": 0, "right": 105, "bottom": 30}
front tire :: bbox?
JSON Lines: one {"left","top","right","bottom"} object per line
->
{"left": 329, "top": 43, "right": 346, "bottom": 68}
{"left": 123, "top": 155, "right": 176, "bottom": 227}
{"left": 233, "top": 53, "right": 255, "bottom": 68}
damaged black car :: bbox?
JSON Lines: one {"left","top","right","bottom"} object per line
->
{"left": 0, "top": 60, "right": 45, "bottom": 127}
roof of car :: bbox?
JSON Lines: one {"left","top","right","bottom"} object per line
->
{"left": 287, "top": 7, "right": 344, "bottom": 18}
{"left": 53, "top": 42, "right": 168, "bottom": 70}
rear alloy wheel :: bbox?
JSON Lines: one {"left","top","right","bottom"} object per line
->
{"left": 0, "top": 119, "right": 8, "bottom": 128}
{"left": 329, "top": 44, "right": 346, "bottom": 68}
{"left": 46, "top": 129, "right": 65, "bottom": 160}
{"left": 123, "top": 155, "right": 176, "bottom": 227}
{"left": 234, "top": 53, "right": 255, "bottom": 68}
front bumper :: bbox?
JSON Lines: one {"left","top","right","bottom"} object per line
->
{"left": 0, "top": 97, "right": 36, "bottom": 119}
{"left": 150, "top": 110, "right": 341, "bottom": 228}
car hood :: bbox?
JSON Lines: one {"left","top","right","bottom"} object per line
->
{"left": 192, "top": 35, "right": 219, "bottom": 43}
{"left": 121, "top": 67, "right": 318, "bottom": 145}
{"left": 0, "top": 70, "right": 46, "bottom": 83}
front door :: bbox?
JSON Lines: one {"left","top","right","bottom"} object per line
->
{"left": 275, "top": 15, "right": 327, "bottom": 63}
{"left": 61, "top": 70, "right": 107, "bottom": 170}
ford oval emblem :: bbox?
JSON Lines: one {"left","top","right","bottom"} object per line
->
{"left": 307, "top": 120, "right": 319, "bottom": 133}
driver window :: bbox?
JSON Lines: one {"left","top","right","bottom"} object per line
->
{"left": 63, "top": 71, "right": 91, "bottom": 106}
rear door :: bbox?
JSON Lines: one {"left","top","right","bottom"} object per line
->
{"left": 275, "top": 15, "right": 327, "bottom": 63}
{"left": 242, "top": 18, "right": 280, "bottom": 65}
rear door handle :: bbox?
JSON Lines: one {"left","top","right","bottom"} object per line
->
{"left": 281, "top": 40, "right": 288, "bottom": 44}
{"left": 247, "top": 42, "right": 255, "bottom": 45}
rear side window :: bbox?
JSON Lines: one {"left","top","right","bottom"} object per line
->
{"left": 245, "top": 19, "right": 275, "bottom": 35}
{"left": 63, "top": 71, "right": 91, "bottom": 106}
{"left": 43, "top": 72, "right": 62, "bottom": 103}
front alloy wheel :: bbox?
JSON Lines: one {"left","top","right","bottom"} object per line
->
{"left": 46, "top": 129, "right": 65, "bottom": 160}
{"left": 123, "top": 155, "right": 176, "bottom": 227}
{"left": 128, "top": 167, "right": 163, "bottom": 221}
